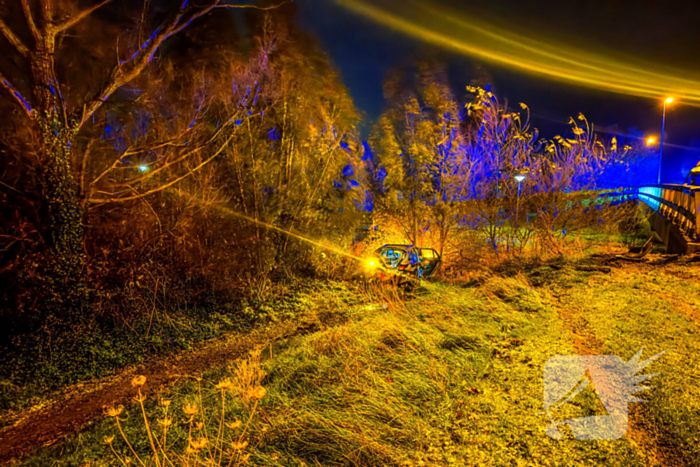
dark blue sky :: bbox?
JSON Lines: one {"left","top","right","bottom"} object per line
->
{"left": 297, "top": 0, "right": 700, "bottom": 183}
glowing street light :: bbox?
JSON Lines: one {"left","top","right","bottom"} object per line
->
{"left": 139, "top": 165, "right": 148, "bottom": 173}
{"left": 658, "top": 97, "right": 674, "bottom": 184}
{"left": 646, "top": 137, "right": 656, "bottom": 146}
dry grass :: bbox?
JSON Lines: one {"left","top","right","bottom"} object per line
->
{"left": 17, "top": 253, "right": 700, "bottom": 466}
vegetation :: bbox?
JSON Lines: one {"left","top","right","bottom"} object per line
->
{"left": 17, "top": 249, "right": 700, "bottom": 466}
{"left": 0, "top": 1, "right": 364, "bottom": 414}
{"left": 0, "top": 1, "right": 686, "bottom": 465}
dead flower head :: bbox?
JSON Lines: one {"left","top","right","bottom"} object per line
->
{"left": 103, "top": 435, "right": 115, "bottom": 445}
{"left": 231, "top": 440, "right": 249, "bottom": 451}
{"left": 183, "top": 403, "right": 200, "bottom": 416}
{"left": 226, "top": 420, "right": 242, "bottom": 430}
{"left": 189, "top": 437, "right": 208, "bottom": 451}
{"left": 215, "top": 379, "right": 234, "bottom": 390}
{"left": 105, "top": 405, "right": 124, "bottom": 417}
{"left": 247, "top": 386, "right": 267, "bottom": 401}
{"left": 131, "top": 375, "right": 146, "bottom": 387}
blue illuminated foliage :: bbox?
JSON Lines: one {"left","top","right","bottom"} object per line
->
{"left": 376, "top": 167, "right": 387, "bottom": 183}
{"left": 362, "top": 142, "right": 373, "bottom": 162}
{"left": 268, "top": 127, "right": 281, "bottom": 141}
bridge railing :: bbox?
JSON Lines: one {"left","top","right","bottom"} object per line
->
{"left": 602, "top": 185, "right": 700, "bottom": 242}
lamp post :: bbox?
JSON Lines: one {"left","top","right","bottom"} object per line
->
{"left": 658, "top": 97, "right": 674, "bottom": 184}
{"left": 514, "top": 174, "right": 526, "bottom": 226}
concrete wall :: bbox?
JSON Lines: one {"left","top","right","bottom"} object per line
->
{"left": 644, "top": 206, "right": 700, "bottom": 255}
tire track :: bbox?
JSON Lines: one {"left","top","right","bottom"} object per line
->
{"left": 548, "top": 270, "right": 690, "bottom": 467}
{"left": 0, "top": 320, "right": 320, "bottom": 465}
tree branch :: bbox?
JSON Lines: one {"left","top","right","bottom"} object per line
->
{"left": 214, "top": 1, "right": 289, "bottom": 10}
{"left": 0, "top": 70, "right": 32, "bottom": 117}
{"left": 88, "top": 132, "right": 235, "bottom": 204}
{"left": 79, "top": 1, "right": 196, "bottom": 126}
{"left": 21, "top": 0, "right": 42, "bottom": 42}
{"left": 37, "top": 0, "right": 52, "bottom": 24}
{"left": 54, "top": 0, "right": 114, "bottom": 34}
{"left": 78, "top": 0, "right": 288, "bottom": 128}
{"left": 0, "top": 17, "right": 30, "bottom": 57}
{"left": 92, "top": 120, "right": 234, "bottom": 190}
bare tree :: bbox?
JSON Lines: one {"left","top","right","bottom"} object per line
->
{"left": 0, "top": 0, "right": 285, "bottom": 296}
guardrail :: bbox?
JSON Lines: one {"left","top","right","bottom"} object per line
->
{"left": 600, "top": 185, "right": 700, "bottom": 242}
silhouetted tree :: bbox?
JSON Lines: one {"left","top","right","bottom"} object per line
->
{"left": 0, "top": 0, "right": 285, "bottom": 312}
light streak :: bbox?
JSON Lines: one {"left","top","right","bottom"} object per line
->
{"left": 222, "top": 210, "right": 365, "bottom": 262}
{"left": 336, "top": 0, "right": 700, "bottom": 103}
{"left": 175, "top": 190, "right": 366, "bottom": 263}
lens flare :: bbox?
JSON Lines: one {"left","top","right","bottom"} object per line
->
{"left": 217, "top": 207, "right": 365, "bottom": 262}
{"left": 336, "top": 0, "right": 700, "bottom": 103}
{"left": 166, "top": 190, "right": 365, "bottom": 263}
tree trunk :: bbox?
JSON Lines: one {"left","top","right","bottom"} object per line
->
{"left": 29, "top": 29, "right": 87, "bottom": 312}
{"left": 37, "top": 110, "right": 86, "bottom": 313}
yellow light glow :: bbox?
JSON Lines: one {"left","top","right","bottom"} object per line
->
{"left": 369, "top": 261, "right": 376, "bottom": 267}
{"left": 646, "top": 137, "right": 656, "bottom": 145}
{"left": 166, "top": 190, "right": 367, "bottom": 263}
{"left": 665, "top": 97, "right": 675, "bottom": 104}
{"left": 336, "top": 0, "right": 700, "bottom": 103}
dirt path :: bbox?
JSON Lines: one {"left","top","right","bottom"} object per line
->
{"left": 0, "top": 320, "right": 320, "bottom": 465}
{"left": 549, "top": 267, "right": 690, "bottom": 467}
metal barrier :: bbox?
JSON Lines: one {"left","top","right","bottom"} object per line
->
{"left": 601, "top": 185, "right": 700, "bottom": 242}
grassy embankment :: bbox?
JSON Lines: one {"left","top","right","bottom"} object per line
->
{"left": 0, "top": 278, "right": 338, "bottom": 427}
{"left": 18, "top": 252, "right": 700, "bottom": 466}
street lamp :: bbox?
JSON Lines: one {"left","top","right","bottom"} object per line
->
{"left": 514, "top": 174, "right": 526, "bottom": 226}
{"left": 646, "top": 137, "right": 656, "bottom": 146}
{"left": 658, "top": 97, "right": 674, "bottom": 184}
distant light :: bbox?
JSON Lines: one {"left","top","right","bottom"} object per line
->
{"left": 665, "top": 97, "right": 675, "bottom": 104}
{"left": 514, "top": 174, "right": 526, "bottom": 182}
{"left": 646, "top": 137, "right": 656, "bottom": 145}
{"left": 369, "top": 261, "right": 376, "bottom": 267}
{"left": 139, "top": 165, "right": 148, "bottom": 172}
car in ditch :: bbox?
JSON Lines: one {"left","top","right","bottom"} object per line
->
{"left": 362, "top": 244, "right": 442, "bottom": 284}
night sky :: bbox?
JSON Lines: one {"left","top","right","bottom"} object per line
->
{"left": 298, "top": 0, "right": 700, "bottom": 182}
